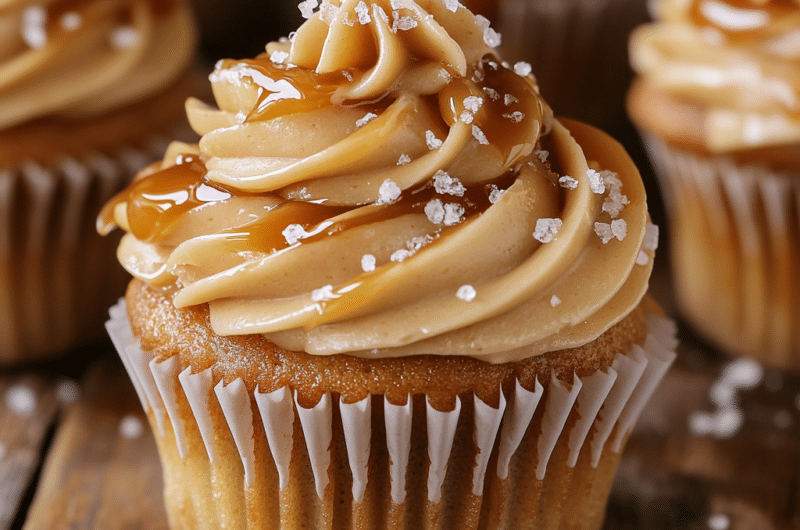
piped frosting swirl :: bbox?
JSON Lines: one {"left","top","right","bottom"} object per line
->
{"left": 100, "top": 0, "right": 656, "bottom": 363}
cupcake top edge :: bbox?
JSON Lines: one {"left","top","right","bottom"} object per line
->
{"left": 100, "top": 0, "right": 656, "bottom": 364}
{"left": 0, "top": 0, "right": 198, "bottom": 130}
{"left": 629, "top": 0, "right": 800, "bottom": 152}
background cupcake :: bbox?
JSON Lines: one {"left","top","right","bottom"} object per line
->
{"left": 102, "top": 1, "right": 677, "bottom": 528}
{"left": 627, "top": 0, "right": 800, "bottom": 370}
{"left": 0, "top": 0, "right": 202, "bottom": 365}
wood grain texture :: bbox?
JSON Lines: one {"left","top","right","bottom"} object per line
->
{"left": 22, "top": 357, "right": 168, "bottom": 530}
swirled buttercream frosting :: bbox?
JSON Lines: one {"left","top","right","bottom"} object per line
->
{"left": 630, "top": 0, "right": 800, "bottom": 151}
{"left": 0, "top": 0, "right": 196, "bottom": 129}
{"left": 99, "top": 0, "right": 656, "bottom": 363}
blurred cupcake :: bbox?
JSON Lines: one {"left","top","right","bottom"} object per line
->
{"left": 496, "top": 0, "right": 650, "bottom": 130}
{"left": 0, "top": 0, "right": 201, "bottom": 365}
{"left": 102, "top": 1, "right": 676, "bottom": 529}
{"left": 627, "top": 0, "right": 800, "bottom": 369}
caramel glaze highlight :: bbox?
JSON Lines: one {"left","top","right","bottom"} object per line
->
{"left": 126, "top": 278, "right": 649, "bottom": 410}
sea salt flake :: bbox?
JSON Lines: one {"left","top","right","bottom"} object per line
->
{"left": 425, "top": 130, "right": 443, "bottom": 150}
{"left": 270, "top": 50, "right": 289, "bottom": 64}
{"left": 393, "top": 15, "right": 417, "bottom": 31}
{"left": 556, "top": 176, "right": 577, "bottom": 191}
{"left": 636, "top": 250, "right": 650, "bottom": 265}
{"left": 356, "top": 112, "right": 378, "bottom": 128}
{"left": 319, "top": 2, "right": 340, "bottom": 23}
{"left": 425, "top": 199, "right": 445, "bottom": 224}
{"left": 119, "top": 415, "right": 144, "bottom": 439}
{"left": 459, "top": 111, "right": 474, "bottom": 124}
{"left": 504, "top": 94, "right": 519, "bottom": 106}
{"left": 533, "top": 218, "right": 562, "bottom": 243}
{"left": 361, "top": 254, "right": 376, "bottom": 272}
{"left": 397, "top": 153, "right": 411, "bottom": 165}
{"left": 611, "top": 219, "right": 627, "bottom": 240}
{"left": 444, "top": 0, "right": 461, "bottom": 12}
{"left": 643, "top": 223, "right": 659, "bottom": 250}
{"left": 391, "top": 249, "right": 413, "bottom": 262}
{"left": 342, "top": 70, "right": 353, "bottom": 81}
{"left": 503, "top": 111, "right": 524, "bottom": 123}
{"left": 60, "top": 12, "right": 81, "bottom": 31}
{"left": 433, "top": 170, "right": 466, "bottom": 196}
{"left": 472, "top": 125, "right": 489, "bottom": 145}
{"left": 283, "top": 224, "right": 309, "bottom": 245}
{"left": 439, "top": 68, "right": 452, "bottom": 82}
{"left": 535, "top": 149, "right": 549, "bottom": 163}
{"left": 312, "top": 285, "right": 336, "bottom": 301}
{"left": 341, "top": 11, "right": 355, "bottom": 25}
{"left": 376, "top": 178, "right": 402, "bottom": 204}
{"left": 586, "top": 169, "right": 606, "bottom": 194}
{"left": 456, "top": 284, "right": 476, "bottom": 302}
{"left": 475, "top": 15, "right": 501, "bottom": 47}
{"left": 487, "top": 184, "right": 505, "bottom": 204}
{"left": 110, "top": 26, "right": 139, "bottom": 49}
{"left": 463, "top": 96, "right": 484, "bottom": 113}
{"left": 5, "top": 385, "right": 36, "bottom": 416}
{"left": 298, "top": 0, "right": 318, "bottom": 19}
{"left": 595, "top": 221, "right": 626, "bottom": 244}
{"left": 550, "top": 295, "right": 562, "bottom": 307}
{"left": 355, "top": 1, "right": 371, "bottom": 23}
{"left": 483, "top": 87, "right": 499, "bottom": 100}
{"left": 513, "top": 61, "right": 532, "bottom": 77}
{"left": 235, "top": 111, "right": 247, "bottom": 124}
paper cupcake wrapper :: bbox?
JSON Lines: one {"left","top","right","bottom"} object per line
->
{"left": 496, "top": 0, "right": 648, "bottom": 129}
{"left": 106, "top": 301, "right": 676, "bottom": 528}
{"left": 640, "top": 132, "right": 800, "bottom": 369}
{"left": 0, "top": 131, "right": 186, "bottom": 364}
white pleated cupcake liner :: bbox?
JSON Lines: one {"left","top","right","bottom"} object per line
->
{"left": 106, "top": 299, "right": 677, "bottom": 510}
{"left": 0, "top": 130, "right": 187, "bottom": 364}
{"left": 640, "top": 131, "right": 800, "bottom": 368}
{"left": 496, "top": 0, "right": 649, "bottom": 129}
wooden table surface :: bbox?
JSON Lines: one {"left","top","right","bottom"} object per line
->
{"left": 2, "top": 261, "right": 799, "bottom": 530}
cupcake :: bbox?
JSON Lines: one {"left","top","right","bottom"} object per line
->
{"left": 102, "top": 1, "right": 677, "bottom": 528}
{"left": 0, "top": 0, "right": 201, "bottom": 364}
{"left": 627, "top": 0, "right": 800, "bottom": 369}
{"left": 495, "top": 0, "right": 650, "bottom": 130}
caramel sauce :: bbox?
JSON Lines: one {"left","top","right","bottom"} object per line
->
{"left": 689, "top": 0, "right": 797, "bottom": 40}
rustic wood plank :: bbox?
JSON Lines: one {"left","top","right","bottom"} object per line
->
{"left": 22, "top": 356, "right": 168, "bottom": 530}
{"left": 0, "top": 373, "right": 61, "bottom": 530}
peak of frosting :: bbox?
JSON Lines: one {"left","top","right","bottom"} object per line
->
{"left": 100, "top": 1, "right": 655, "bottom": 363}
{"left": 0, "top": 0, "right": 197, "bottom": 130}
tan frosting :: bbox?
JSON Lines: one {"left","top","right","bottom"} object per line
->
{"left": 0, "top": 0, "right": 197, "bottom": 129}
{"left": 100, "top": 0, "right": 656, "bottom": 363}
{"left": 630, "top": 0, "right": 800, "bottom": 151}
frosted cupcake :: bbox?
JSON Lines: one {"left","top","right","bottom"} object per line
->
{"left": 0, "top": 0, "right": 200, "bottom": 364}
{"left": 627, "top": 0, "right": 800, "bottom": 369}
{"left": 102, "top": 1, "right": 677, "bottom": 528}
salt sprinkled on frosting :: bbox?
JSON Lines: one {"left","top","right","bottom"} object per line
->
{"left": 355, "top": 1, "right": 371, "bottom": 24}
{"left": 636, "top": 250, "right": 650, "bottom": 266}
{"left": 487, "top": 184, "right": 505, "bottom": 204}
{"left": 270, "top": 50, "right": 289, "bottom": 64}
{"left": 444, "top": 0, "right": 462, "bottom": 12}
{"left": 376, "top": 178, "right": 402, "bottom": 204}
{"left": 5, "top": 384, "right": 37, "bottom": 416}
{"left": 282, "top": 224, "right": 310, "bottom": 245}
{"left": 393, "top": 14, "right": 418, "bottom": 32}
{"left": 643, "top": 223, "right": 659, "bottom": 250}
{"left": 456, "top": 284, "right": 476, "bottom": 301}
{"left": 472, "top": 125, "right": 489, "bottom": 145}
{"left": 319, "top": 2, "right": 340, "bottom": 23}
{"left": 397, "top": 154, "right": 411, "bottom": 165}
{"left": 550, "top": 295, "right": 561, "bottom": 307}
{"left": 558, "top": 175, "right": 578, "bottom": 189}
{"left": 361, "top": 254, "right": 376, "bottom": 272}
{"left": 601, "top": 171, "right": 629, "bottom": 218}
{"left": 459, "top": 111, "right": 474, "bottom": 124}
{"left": 533, "top": 218, "right": 562, "bottom": 243}
{"left": 425, "top": 130, "right": 443, "bottom": 150}
{"left": 503, "top": 111, "right": 524, "bottom": 123}
{"left": 534, "top": 149, "right": 548, "bottom": 163}
{"left": 482, "top": 87, "right": 499, "bottom": 100}
{"left": 513, "top": 62, "right": 532, "bottom": 77}
{"left": 119, "top": 415, "right": 144, "bottom": 439}
{"left": 586, "top": 169, "right": 606, "bottom": 194}
{"left": 594, "top": 220, "right": 627, "bottom": 244}
{"left": 433, "top": 170, "right": 466, "bottom": 196}
{"left": 356, "top": 112, "right": 378, "bottom": 128}
{"left": 298, "top": 0, "right": 319, "bottom": 19}
{"left": 504, "top": 94, "right": 519, "bottom": 106}
{"left": 475, "top": 14, "right": 501, "bottom": 47}
{"left": 424, "top": 199, "right": 464, "bottom": 226}
{"left": 463, "top": 96, "right": 484, "bottom": 113}
{"left": 312, "top": 285, "right": 336, "bottom": 301}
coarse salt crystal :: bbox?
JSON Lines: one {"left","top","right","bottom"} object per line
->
{"left": 270, "top": 50, "right": 289, "bottom": 64}
{"left": 391, "top": 249, "right": 412, "bottom": 262}
{"left": 643, "top": 223, "right": 659, "bottom": 250}
{"left": 586, "top": 169, "right": 605, "bottom": 194}
{"left": 342, "top": 70, "right": 353, "bottom": 81}
{"left": 459, "top": 111, "right": 474, "bottom": 124}
{"left": 397, "top": 153, "right": 411, "bottom": 165}
{"left": 283, "top": 224, "right": 309, "bottom": 245}
{"left": 376, "top": 178, "right": 402, "bottom": 204}
{"left": 594, "top": 220, "right": 627, "bottom": 243}
{"left": 483, "top": 87, "right": 499, "bottom": 100}
{"left": 487, "top": 184, "right": 505, "bottom": 204}
{"left": 319, "top": 2, "right": 340, "bottom": 23}
{"left": 356, "top": 112, "right": 378, "bottom": 128}
{"left": 312, "top": 285, "right": 335, "bottom": 301}
{"left": 355, "top": 1, "right": 371, "bottom": 23}
{"left": 550, "top": 295, "right": 561, "bottom": 307}
{"left": 425, "top": 130, "right": 443, "bottom": 150}
{"left": 361, "top": 254, "right": 376, "bottom": 272}
{"left": 393, "top": 14, "right": 418, "bottom": 31}
{"left": 535, "top": 149, "right": 549, "bottom": 163}
{"left": 456, "top": 285, "right": 476, "bottom": 301}
{"left": 513, "top": 61, "right": 532, "bottom": 77}
{"left": 443, "top": 202, "right": 465, "bottom": 225}
{"left": 298, "top": 0, "right": 318, "bottom": 19}
{"left": 463, "top": 96, "right": 483, "bottom": 113}
{"left": 503, "top": 111, "right": 524, "bottom": 123}
{"left": 611, "top": 219, "right": 627, "bottom": 240}
{"left": 504, "top": 94, "right": 519, "bottom": 106}
{"left": 559, "top": 175, "right": 578, "bottom": 189}
{"left": 439, "top": 68, "right": 452, "bottom": 82}
{"left": 425, "top": 198, "right": 445, "bottom": 224}
{"left": 533, "top": 218, "right": 562, "bottom": 243}
{"left": 636, "top": 250, "right": 649, "bottom": 265}
{"left": 444, "top": 0, "right": 461, "bottom": 12}
{"left": 472, "top": 125, "right": 489, "bottom": 145}
{"left": 341, "top": 11, "right": 355, "bottom": 25}
{"left": 433, "top": 170, "right": 466, "bottom": 196}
